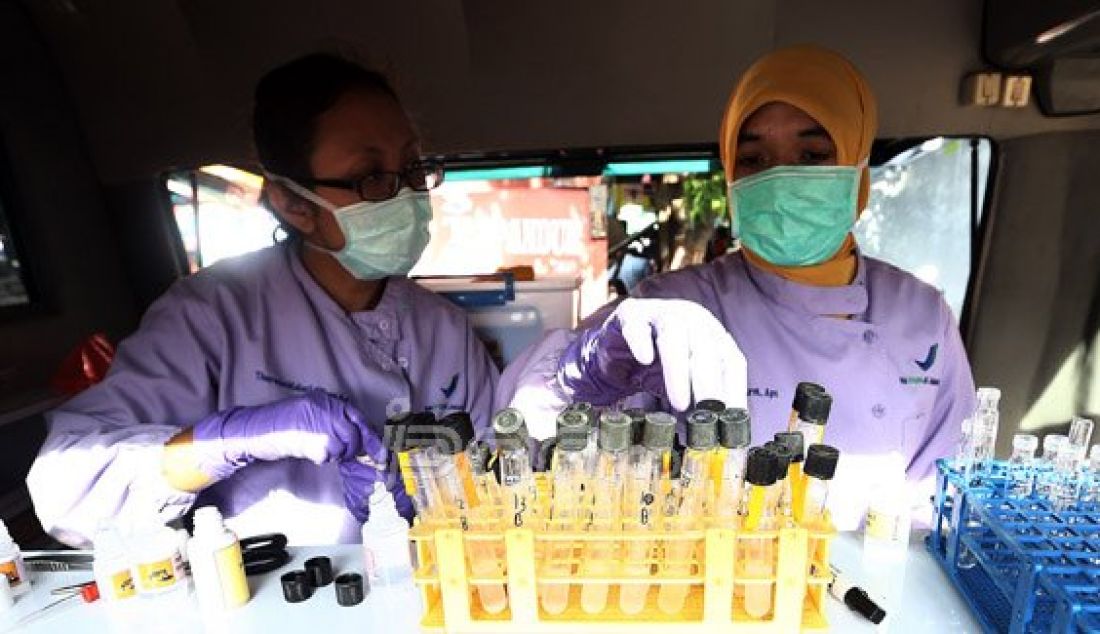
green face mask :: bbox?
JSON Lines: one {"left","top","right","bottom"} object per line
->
{"left": 729, "top": 165, "right": 860, "bottom": 267}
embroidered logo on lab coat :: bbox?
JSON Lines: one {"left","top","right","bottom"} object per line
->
{"left": 914, "top": 344, "right": 938, "bottom": 372}
{"left": 440, "top": 373, "right": 460, "bottom": 399}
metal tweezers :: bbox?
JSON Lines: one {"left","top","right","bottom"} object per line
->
{"left": 24, "top": 551, "right": 94, "bottom": 572}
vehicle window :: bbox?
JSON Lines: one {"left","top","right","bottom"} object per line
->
{"left": 166, "top": 166, "right": 278, "bottom": 272}
{"left": 166, "top": 139, "right": 993, "bottom": 322}
{"left": 0, "top": 196, "right": 30, "bottom": 308}
{"left": 855, "top": 137, "right": 994, "bottom": 320}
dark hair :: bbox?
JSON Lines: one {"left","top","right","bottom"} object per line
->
{"left": 253, "top": 52, "right": 398, "bottom": 179}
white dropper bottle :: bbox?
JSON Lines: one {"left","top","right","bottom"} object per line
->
{"left": 361, "top": 482, "right": 413, "bottom": 588}
{"left": 188, "top": 506, "right": 250, "bottom": 610}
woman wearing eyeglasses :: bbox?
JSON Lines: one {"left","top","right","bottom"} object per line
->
{"left": 27, "top": 54, "right": 498, "bottom": 546}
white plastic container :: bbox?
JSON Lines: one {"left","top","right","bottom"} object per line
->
{"left": 94, "top": 522, "right": 136, "bottom": 602}
{"left": 362, "top": 483, "right": 414, "bottom": 588}
{"left": 188, "top": 506, "right": 250, "bottom": 610}
{"left": 417, "top": 277, "right": 582, "bottom": 366}
{"left": 0, "top": 519, "right": 29, "bottom": 596}
{"left": 131, "top": 521, "right": 187, "bottom": 596}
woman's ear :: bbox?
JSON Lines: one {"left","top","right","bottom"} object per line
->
{"left": 265, "top": 182, "right": 318, "bottom": 235}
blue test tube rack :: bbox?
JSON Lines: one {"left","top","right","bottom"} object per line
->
{"left": 926, "top": 459, "right": 1100, "bottom": 633}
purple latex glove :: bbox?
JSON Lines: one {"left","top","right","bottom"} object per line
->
{"left": 557, "top": 298, "right": 747, "bottom": 411}
{"left": 339, "top": 459, "right": 415, "bottom": 524}
{"left": 191, "top": 390, "right": 387, "bottom": 481}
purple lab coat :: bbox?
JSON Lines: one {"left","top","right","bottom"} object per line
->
{"left": 27, "top": 243, "right": 498, "bottom": 546}
{"left": 499, "top": 250, "right": 975, "bottom": 528}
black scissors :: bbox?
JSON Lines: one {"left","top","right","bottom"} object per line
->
{"left": 240, "top": 533, "right": 290, "bottom": 576}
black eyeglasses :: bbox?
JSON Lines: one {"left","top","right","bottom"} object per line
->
{"left": 295, "top": 160, "right": 445, "bottom": 202}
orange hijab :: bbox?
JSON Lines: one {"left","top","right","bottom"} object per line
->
{"left": 719, "top": 45, "right": 879, "bottom": 286}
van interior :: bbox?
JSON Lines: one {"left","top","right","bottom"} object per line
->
{"left": 1, "top": 0, "right": 1099, "bottom": 547}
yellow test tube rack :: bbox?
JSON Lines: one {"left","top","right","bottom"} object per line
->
{"left": 408, "top": 475, "right": 834, "bottom": 633}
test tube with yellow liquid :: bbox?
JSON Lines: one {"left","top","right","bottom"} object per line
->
{"left": 740, "top": 447, "right": 780, "bottom": 619}
{"left": 538, "top": 411, "right": 589, "bottom": 615}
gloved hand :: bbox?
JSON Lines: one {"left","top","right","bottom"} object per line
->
{"left": 191, "top": 389, "right": 387, "bottom": 481}
{"left": 557, "top": 298, "right": 747, "bottom": 411}
{"left": 339, "top": 459, "right": 415, "bottom": 524}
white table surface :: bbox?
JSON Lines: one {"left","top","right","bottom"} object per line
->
{"left": 0, "top": 531, "right": 982, "bottom": 633}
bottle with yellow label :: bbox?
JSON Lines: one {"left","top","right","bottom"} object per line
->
{"left": 94, "top": 521, "right": 136, "bottom": 602}
{"left": 132, "top": 520, "right": 187, "bottom": 597}
{"left": 188, "top": 506, "right": 250, "bottom": 610}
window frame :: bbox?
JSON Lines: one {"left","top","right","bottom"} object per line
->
{"left": 0, "top": 135, "right": 42, "bottom": 321}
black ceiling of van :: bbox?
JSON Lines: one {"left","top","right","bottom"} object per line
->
{"left": 19, "top": 0, "right": 1100, "bottom": 183}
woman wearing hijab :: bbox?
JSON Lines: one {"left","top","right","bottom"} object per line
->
{"left": 498, "top": 46, "right": 975, "bottom": 526}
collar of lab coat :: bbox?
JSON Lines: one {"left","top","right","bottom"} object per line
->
{"left": 284, "top": 241, "right": 404, "bottom": 342}
{"left": 740, "top": 248, "right": 871, "bottom": 323}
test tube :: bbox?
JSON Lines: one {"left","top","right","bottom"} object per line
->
{"left": 580, "top": 412, "right": 631, "bottom": 615}
{"left": 774, "top": 432, "right": 805, "bottom": 523}
{"left": 389, "top": 412, "right": 442, "bottom": 522}
{"left": 970, "top": 387, "right": 1001, "bottom": 477}
{"left": 619, "top": 412, "right": 677, "bottom": 615}
{"left": 954, "top": 416, "right": 974, "bottom": 475}
{"left": 1007, "top": 434, "right": 1039, "bottom": 498}
{"left": 1069, "top": 417, "right": 1095, "bottom": 457}
{"left": 801, "top": 445, "right": 839, "bottom": 527}
{"left": 741, "top": 447, "right": 780, "bottom": 619}
{"left": 567, "top": 401, "right": 598, "bottom": 468}
{"left": 539, "top": 410, "right": 590, "bottom": 615}
{"left": 430, "top": 412, "right": 479, "bottom": 527}
{"left": 493, "top": 409, "right": 538, "bottom": 528}
{"left": 765, "top": 441, "right": 795, "bottom": 522}
{"left": 1052, "top": 417, "right": 1093, "bottom": 512}
{"left": 468, "top": 441, "right": 501, "bottom": 507}
{"left": 715, "top": 409, "right": 752, "bottom": 527}
{"left": 433, "top": 413, "right": 508, "bottom": 615}
{"left": 1037, "top": 434, "right": 1069, "bottom": 498}
{"left": 787, "top": 383, "right": 832, "bottom": 452}
{"left": 1084, "top": 445, "right": 1100, "bottom": 505}
{"left": 657, "top": 410, "right": 718, "bottom": 616}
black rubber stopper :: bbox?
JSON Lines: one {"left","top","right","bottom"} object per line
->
{"left": 745, "top": 447, "right": 779, "bottom": 487}
{"left": 774, "top": 432, "right": 805, "bottom": 463}
{"left": 281, "top": 570, "right": 313, "bottom": 603}
{"left": 695, "top": 399, "right": 726, "bottom": 413}
{"left": 305, "top": 556, "right": 334, "bottom": 587}
{"left": 845, "top": 587, "right": 886, "bottom": 624}
{"left": 792, "top": 382, "right": 832, "bottom": 425}
{"left": 805, "top": 444, "right": 841, "bottom": 480}
{"left": 335, "top": 573, "right": 366, "bottom": 607}
{"left": 767, "top": 441, "right": 794, "bottom": 478}
{"left": 436, "top": 411, "right": 476, "bottom": 454}
{"left": 718, "top": 408, "right": 751, "bottom": 449}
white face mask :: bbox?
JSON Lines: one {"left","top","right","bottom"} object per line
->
{"left": 270, "top": 175, "right": 432, "bottom": 280}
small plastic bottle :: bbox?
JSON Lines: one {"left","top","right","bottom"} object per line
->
{"left": 863, "top": 453, "right": 911, "bottom": 561}
{"left": 188, "top": 507, "right": 250, "bottom": 610}
{"left": 0, "top": 520, "right": 29, "bottom": 596}
{"left": 93, "top": 521, "right": 136, "bottom": 602}
{"left": 362, "top": 482, "right": 414, "bottom": 587}
{"left": 1007, "top": 434, "right": 1039, "bottom": 498}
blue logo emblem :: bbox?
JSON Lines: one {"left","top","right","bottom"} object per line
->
{"left": 915, "top": 344, "right": 938, "bottom": 372}
{"left": 441, "top": 373, "right": 460, "bottom": 399}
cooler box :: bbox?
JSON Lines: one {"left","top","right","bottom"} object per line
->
{"left": 416, "top": 276, "right": 582, "bottom": 368}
